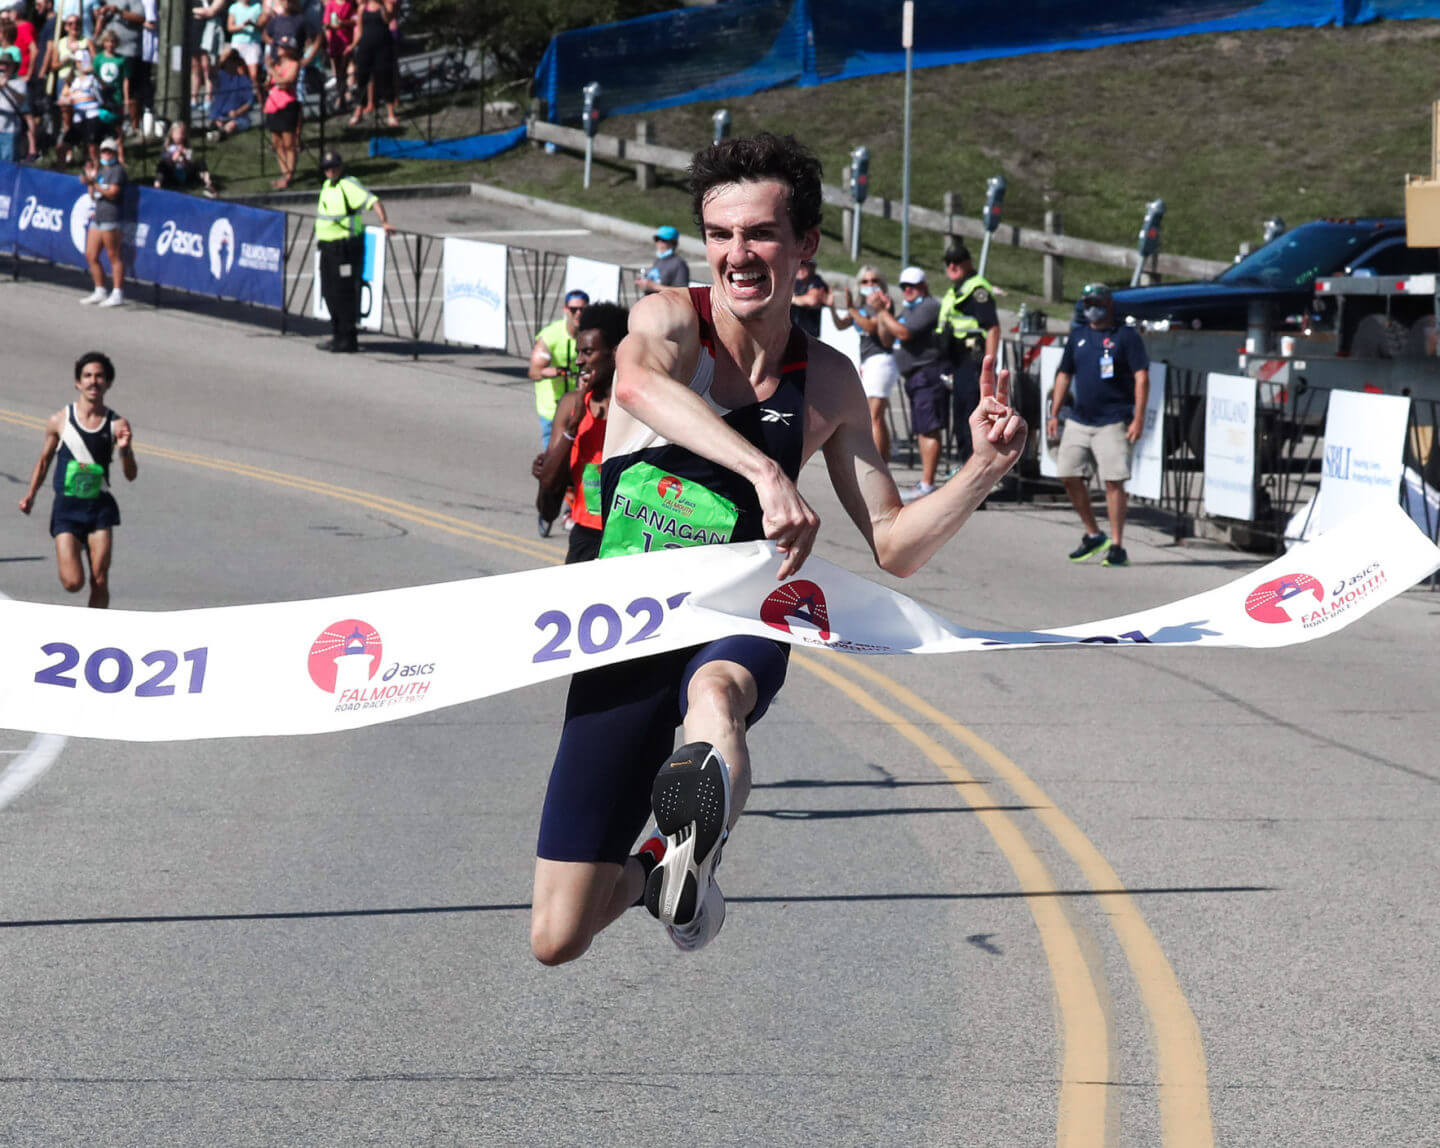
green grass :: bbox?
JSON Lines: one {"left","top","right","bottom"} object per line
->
{"left": 125, "top": 20, "right": 1440, "bottom": 305}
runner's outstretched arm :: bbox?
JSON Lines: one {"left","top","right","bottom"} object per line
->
{"left": 822, "top": 351, "right": 1026, "bottom": 577}
{"left": 613, "top": 292, "right": 820, "bottom": 577}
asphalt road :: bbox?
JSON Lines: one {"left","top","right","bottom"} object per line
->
{"left": 0, "top": 272, "right": 1437, "bottom": 1147}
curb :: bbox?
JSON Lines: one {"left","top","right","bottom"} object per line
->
{"left": 464, "top": 182, "right": 708, "bottom": 260}
{"left": 228, "top": 181, "right": 475, "bottom": 208}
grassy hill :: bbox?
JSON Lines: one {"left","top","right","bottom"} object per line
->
{"left": 353, "top": 19, "right": 1440, "bottom": 301}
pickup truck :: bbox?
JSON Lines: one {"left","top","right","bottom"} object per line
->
{"left": 1109, "top": 218, "right": 1439, "bottom": 356}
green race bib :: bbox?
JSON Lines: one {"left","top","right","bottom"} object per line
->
{"left": 598, "top": 462, "right": 738, "bottom": 559}
{"left": 581, "top": 462, "right": 602, "bottom": 520}
{"left": 63, "top": 458, "right": 104, "bottom": 499}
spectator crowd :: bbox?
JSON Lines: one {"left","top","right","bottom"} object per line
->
{"left": 0, "top": 0, "right": 405, "bottom": 192}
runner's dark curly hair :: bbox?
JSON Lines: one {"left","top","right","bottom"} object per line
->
{"left": 577, "top": 302, "right": 629, "bottom": 351}
{"left": 688, "top": 133, "right": 823, "bottom": 239}
{"left": 74, "top": 351, "right": 116, "bottom": 383}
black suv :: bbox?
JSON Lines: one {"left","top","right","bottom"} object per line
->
{"left": 1110, "top": 218, "right": 1438, "bottom": 352}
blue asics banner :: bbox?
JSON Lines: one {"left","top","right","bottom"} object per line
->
{"left": 1, "top": 164, "right": 285, "bottom": 307}
{"left": 131, "top": 187, "right": 285, "bottom": 308}
{"left": 10, "top": 164, "right": 97, "bottom": 271}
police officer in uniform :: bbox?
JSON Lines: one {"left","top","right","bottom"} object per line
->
{"left": 314, "top": 150, "right": 394, "bottom": 352}
{"left": 936, "top": 244, "right": 1000, "bottom": 463}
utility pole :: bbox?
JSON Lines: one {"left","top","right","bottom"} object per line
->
{"left": 900, "top": 0, "right": 914, "bottom": 267}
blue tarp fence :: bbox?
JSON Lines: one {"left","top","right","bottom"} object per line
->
{"left": 0, "top": 162, "right": 286, "bottom": 307}
{"left": 536, "top": 0, "right": 1440, "bottom": 123}
{"left": 369, "top": 125, "right": 528, "bottom": 162}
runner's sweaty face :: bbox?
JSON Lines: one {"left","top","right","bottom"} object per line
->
{"left": 575, "top": 328, "right": 615, "bottom": 400}
{"left": 701, "top": 179, "right": 818, "bottom": 324}
{"left": 74, "top": 362, "right": 112, "bottom": 402}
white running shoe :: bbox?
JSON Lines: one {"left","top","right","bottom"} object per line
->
{"left": 100, "top": 289, "right": 125, "bottom": 308}
{"left": 645, "top": 741, "right": 730, "bottom": 929}
{"left": 666, "top": 879, "right": 726, "bottom": 952}
{"left": 80, "top": 287, "right": 107, "bottom": 305}
{"left": 900, "top": 481, "right": 936, "bottom": 504}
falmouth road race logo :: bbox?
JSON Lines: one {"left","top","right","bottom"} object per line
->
{"left": 761, "top": 580, "right": 832, "bottom": 641}
{"left": 1244, "top": 573, "right": 1323, "bottom": 624}
{"left": 308, "top": 619, "right": 383, "bottom": 692}
{"left": 657, "top": 476, "right": 684, "bottom": 503}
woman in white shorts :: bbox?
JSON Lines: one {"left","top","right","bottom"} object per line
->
{"left": 831, "top": 265, "right": 898, "bottom": 460}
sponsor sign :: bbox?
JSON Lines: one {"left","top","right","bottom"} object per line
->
{"left": 0, "top": 503, "right": 1432, "bottom": 742}
{"left": 1309, "top": 389, "right": 1411, "bottom": 537}
{"left": 818, "top": 304, "right": 862, "bottom": 370}
{"left": 563, "top": 254, "right": 621, "bottom": 305}
{"left": 1202, "top": 372, "right": 1257, "bottom": 520}
{"left": 441, "top": 236, "right": 508, "bottom": 348}
{"left": 6, "top": 168, "right": 284, "bottom": 305}
{"left": 1127, "top": 360, "right": 1166, "bottom": 502}
{"left": 312, "top": 226, "right": 387, "bottom": 332}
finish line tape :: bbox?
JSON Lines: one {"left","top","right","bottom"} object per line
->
{"left": 1, "top": 502, "right": 1435, "bottom": 742}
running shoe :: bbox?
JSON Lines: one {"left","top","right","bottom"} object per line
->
{"left": 100, "top": 289, "right": 125, "bottom": 308}
{"left": 645, "top": 741, "right": 730, "bottom": 928}
{"left": 537, "top": 514, "right": 552, "bottom": 538}
{"left": 666, "top": 879, "right": 726, "bottom": 952}
{"left": 1068, "top": 532, "right": 1109, "bottom": 562}
{"left": 80, "top": 286, "right": 106, "bottom": 305}
{"left": 900, "top": 481, "right": 935, "bottom": 504}
{"left": 1102, "top": 545, "right": 1129, "bottom": 568}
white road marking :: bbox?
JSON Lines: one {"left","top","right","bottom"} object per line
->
{"left": 0, "top": 589, "right": 66, "bottom": 810}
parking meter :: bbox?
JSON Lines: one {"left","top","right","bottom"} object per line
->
{"left": 978, "top": 175, "right": 1006, "bottom": 276}
{"left": 849, "top": 146, "right": 870, "bottom": 204}
{"left": 581, "top": 82, "right": 601, "bottom": 138}
{"left": 1263, "top": 216, "right": 1287, "bottom": 244}
{"left": 581, "top": 82, "right": 601, "bottom": 188}
{"left": 1132, "top": 198, "right": 1165, "bottom": 285}
{"left": 712, "top": 109, "right": 731, "bottom": 146}
{"left": 982, "top": 175, "right": 1007, "bottom": 232}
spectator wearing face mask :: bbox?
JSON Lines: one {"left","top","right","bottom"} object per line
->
{"left": 1046, "top": 282, "right": 1150, "bottom": 568}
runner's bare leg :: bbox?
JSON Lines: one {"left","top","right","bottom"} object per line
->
{"left": 681, "top": 659, "right": 758, "bottom": 832}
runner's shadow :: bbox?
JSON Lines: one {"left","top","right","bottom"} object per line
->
{"left": 753, "top": 778, "right": 977, "bottom": 790}
{"left": 0, "top": 884, "right": 1277, "bottom": 929}
{"left": 747, "top": 805, "right": 1035, "bottom": 820}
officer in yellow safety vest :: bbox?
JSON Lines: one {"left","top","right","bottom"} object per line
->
{"left": 527, "top": 288, "right": 589, "bottom": 449}
{"left": 314, "top": 150, "right": 394, "bottom": 353}
{"left": 936, "top": 244, "right": 1001, "bottom": 462}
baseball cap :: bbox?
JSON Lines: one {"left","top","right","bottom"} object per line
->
{"left": 654, "top": 225, "right": 679, "bottom": 243}
{"left": 99, "top": 137, "right": 118, "bottom": 152}
{"left": 898, "top": 266, "right": 926, "bottom": 286}
{"left": 1080, "top": 281, "right": 1113, "bottom": 303}
{"left": 944, "top": 244, "right": 971, "bottom": 265}
{"left": 564, "top": 289, "right": 590, "bottom": 305}
{"left": 321, "top": 150, "right": 343, "bottom": 168}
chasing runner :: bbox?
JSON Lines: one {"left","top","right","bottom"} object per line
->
{"left": 18, "top": 351, "right": 138, "bottom": 608}
{"left": 533, "top": 302, "right": 628, "bottom": 565}
{"left": 530, "top": 134, "right": 1026, "bottom": 963}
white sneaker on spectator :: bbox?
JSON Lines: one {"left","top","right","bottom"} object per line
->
{"left": 80, "top": 286, "right": 106, "bottom": 305}
{"left": 100, "top": 289, "right": 125, "bottom": 308}
{"left": 900, "top": 481, "right": 935, "bottom": 504}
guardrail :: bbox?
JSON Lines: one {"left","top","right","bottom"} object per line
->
{"left": 526, "top": 119, "right": 1231, "bottom": 286}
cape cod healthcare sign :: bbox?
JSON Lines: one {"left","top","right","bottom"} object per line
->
{"left": 442, "top": 237, "right": 508, "bottom": 348}
{"left": 1203, "top": 372, "right": 1257, "bottom": 520}
{"left": 0, "top": 164, "right": 284, "bottom": 307}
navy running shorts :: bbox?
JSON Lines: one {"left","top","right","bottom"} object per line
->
{"left": 904, "top": 362, "right": 950, "bottom": 438}
{"left": 565, "top": 523, "right": 603, "bottom": 565}
{"left": 536, "top": 635, "right": 790, "bottom": 864}
{"left": 50, "top": 492, "right": 120, "bottom": 540}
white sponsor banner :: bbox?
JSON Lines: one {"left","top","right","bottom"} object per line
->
{"left": 1037, "top": 344, "right": 1063, "bottom": 478}
{"left": 563, "top": 255, "right": 621, "bottom": 305}
{"left": 1128, "top": 360, "right": 1167, "bottom": 502}
{"left": 312, "top": 227, "right": 387, "bottom": 333}
{"left": 819, "top": 306, "right": 861, "bottom": 370}
{"left": 442, "top": 237, "right": 508, "bottom": 348}
{"left": 0, "top": 505, "right": 1433, "bottom": 743}
{"left": 1310, "top": 389, "right": 1411, "bottom": 537}
{"left": 1203, "top": 372, "right": 1257, "bottom": 520}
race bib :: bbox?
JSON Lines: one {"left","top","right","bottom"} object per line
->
{"left": 580, "top": 462, "right": 602, "bottom": 519}
{"left": 63, "top": 458, "right": 104, "bottom": 499}
{"left": 598, "top": 462, "right": 738, "bottom": 559}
